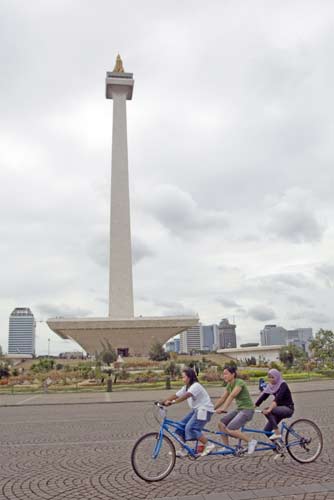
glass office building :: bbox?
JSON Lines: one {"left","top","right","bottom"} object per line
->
{"left": 8, "top": 307, "right": 36, "bottom": 355}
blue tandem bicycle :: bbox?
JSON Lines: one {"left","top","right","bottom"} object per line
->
{"left": 131, "top": 402, "right": 323, "bottom": 482}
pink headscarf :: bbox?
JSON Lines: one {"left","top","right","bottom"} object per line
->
{"left": 263, "top": 369, "right": 285, "bottom": 394}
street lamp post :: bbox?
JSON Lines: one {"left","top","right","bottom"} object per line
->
{"left": 47, "top": 337, "right": 50, "bottom": 359}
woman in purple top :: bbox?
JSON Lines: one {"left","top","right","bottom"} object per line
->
{"left": 255, "top": 368, "right": 294, "bottom": 440}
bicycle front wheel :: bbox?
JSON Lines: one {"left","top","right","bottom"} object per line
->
{"left": 285, "top": 419, "right": 323, "bottom": 463}
{"left": 131, "top": 432, "right": 176, "bottom": 482}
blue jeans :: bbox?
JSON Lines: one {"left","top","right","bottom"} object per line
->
{"left": 175, "top": 409, "right": 213, "bottom": 441}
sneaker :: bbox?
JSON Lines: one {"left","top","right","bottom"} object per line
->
{"left": 247, "top": 439, "right": 257, "bottom": 454}
{"left": 175, "top": 448, "right": 189, "bottom": 458}
{"left": 269, "top": 433, "right": 282, "bottom": 441}
{"left": 200, "top": 442, "right": 215, "bottom": 457}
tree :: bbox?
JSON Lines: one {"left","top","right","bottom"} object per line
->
{"left": 309, "top": 329, "right": 334, "bottom": 366}
{"left": 0, "top": 362, "right": 9, "bottom": 379}
{"left": 31, "top": 358, "right": 55, "bottom": 373}
{"left": 164, "top": 361, "right": 181, "bottom": 379}
{"left": 100, "top": 340, "right": 117, "bottom": 365}
{"left": 245, "top": 356, "right": 257, "bottom": 366}
{"left": 149, "top": 341, "right": 169, "bottom": 361}
{"left": 102, "top": 349, "right": 117, "bottom": 365}
{"left": 279, "top": 344, "right": 306, "bottom": 369}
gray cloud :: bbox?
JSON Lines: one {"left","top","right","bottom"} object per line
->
{"left": 36, "top": 303, "right": 92, "bottom": 319}
{"left": 287, "top": 310, "right": 331, "bottom": 325}
{"left": 152, "top": 299, "right": 198, "bottom": 317}
{"left": 265, "top": 189, "right": 325, "bottom": 243}
{"left": 88, "top": 233, "right": 155, "bottom": 269}
{"left": 216, "top": 297, "right": 241, "bottom": 308}
{"left": 142, "top": 184, "right": 228, "bottom": 238}
{"left": 132, "top": 238, "right": 155, "bottom": 264}
{"left": 254, "top": 272, "right": 314, "bottom": 293}
{"left": 248, "top": 305, "right": 276, "bottom": 322}
{"left": 316, "top": 263, "right": 334, "bottom": 287}
{"left": 287, "top": 295, "right": 314, "bottom": 308}
{"left": 305, "top": 312, "right": 331, "bottom": 324}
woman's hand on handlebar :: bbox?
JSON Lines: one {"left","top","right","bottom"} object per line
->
{"left": 262, "top": 407, "right": 271, "bottom": 415}
{"left": 156, "top": 399, "right": 174, "bottom": 407}
{"left": 215, "top": 408, "right": 227, "bottom": 414}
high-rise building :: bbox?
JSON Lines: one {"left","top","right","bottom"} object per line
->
{"left": 218, "top": 318, "right": 237, "bottom": 349}
{"left": 165, "top": 338, "right": 180, "bottom": 353}
{"left": 287, "top": 328, "right": 313, "bottom": 353}
{"left": 201, "top": 324, "right": 219, "bottom": 351}
{"left": 8, "top": 308, "right": 36, "bottom": 356}
{"left": 179, "top": 325, "right": 201, "bottom": 354}
{"left": 260, "top": 325, "right": 313, "bottom": 353}
{"left": 260, "top": 325, "right": 287, "bottom": 346}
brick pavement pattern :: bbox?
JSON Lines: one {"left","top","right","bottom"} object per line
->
{"left": 0, "top": 390, "right": 333, "bottom": 499}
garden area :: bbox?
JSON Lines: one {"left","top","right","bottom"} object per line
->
{"left": 0, "top": 329, "right": 333, "bottom": 395}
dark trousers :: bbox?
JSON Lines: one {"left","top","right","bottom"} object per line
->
{"left": 264, "top": 406, "right": 294, "bottom": 432}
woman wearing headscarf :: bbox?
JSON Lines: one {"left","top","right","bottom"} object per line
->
{"left": 255, "top": 368, "right": 294, "bottom": 440}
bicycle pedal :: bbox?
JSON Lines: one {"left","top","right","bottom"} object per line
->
{"left": 235, "top": 447, "right": 247, "bottom": 457}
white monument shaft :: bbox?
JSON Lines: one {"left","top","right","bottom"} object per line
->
{"left": 106, "top": 70, "right": 135, "bottom": 318}
{"left": 47, "top": 56, "right": 199, "bottom": 355}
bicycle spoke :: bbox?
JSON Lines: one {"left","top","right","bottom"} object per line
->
{"left": 131, "top": 432, "right": 176, "bottom": 482}
{"left": 285, "top": 419, "right": 323, "bottom": 463}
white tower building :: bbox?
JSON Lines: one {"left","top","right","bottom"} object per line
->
{"left": 47, "top": 56, "right": 198, "bottom": 355}
{"left": 8, "top": 307, "right": 36, "bottom": 356}
{"left": 106, "top": 56, "right": 134, "bottom": 318}
{"left": 180, "top": 324, "right": 201, "bottom": 354}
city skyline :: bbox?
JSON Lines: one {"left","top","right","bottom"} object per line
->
{"left": 1, "top": 307, "right": 316, "bottom": 356}
{"left": 1, "top": 1, "right": 334, "bottom": 355}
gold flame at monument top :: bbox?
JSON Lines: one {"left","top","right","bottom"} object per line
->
{"left": 113, "top": 54, "right": 124, "bottom": 73}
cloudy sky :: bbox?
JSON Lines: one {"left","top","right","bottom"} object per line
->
{"left": 1, "top": 0, "right": 333, "bottom": 355}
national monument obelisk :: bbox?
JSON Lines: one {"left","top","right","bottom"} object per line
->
{"left": 47, "top": 56, "right": 198, "bottom": 355}
{"left": 106, "top": 55, "right": 134, "bottom": 319}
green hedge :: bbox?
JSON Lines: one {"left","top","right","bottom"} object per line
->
{"left": 239, "top": 369, "right": 268, "bottom": 378}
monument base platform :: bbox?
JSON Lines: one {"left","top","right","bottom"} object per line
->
{"left": 47, "top": 316, "right": 198, "bottom": 356}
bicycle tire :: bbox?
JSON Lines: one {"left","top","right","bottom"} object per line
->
{"left": 131, "top": 432, "right": 176, "bottom": 482}
{"left": 285, "top": 418, "right": 323, "bottom": 463}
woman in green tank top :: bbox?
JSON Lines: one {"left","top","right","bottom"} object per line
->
{"left": 214, "top": 366, "right": 257, "bottom": 454}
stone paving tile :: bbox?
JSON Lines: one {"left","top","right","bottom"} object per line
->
{"left": 227, "top": 491, "right": 257, "bottom": 499}
{"left": 300, "top": 484, "right": 328, "bottom": 493}
{"left": 0, "top": 390, "right": 333, "bottom": 500}
{"left": 275, "top": 486, "right": 305, "bottom": 494}
{"left": 176, "top": 496, "right": 205, "bottom": 500}
{"left": 249, "top": 488, "right": 283, "bottom": 498}
{"left": 202, "top": 493, "right": 232, "bottom": 500}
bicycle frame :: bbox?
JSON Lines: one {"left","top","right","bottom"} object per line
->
{"left": 132, "top": 406, "right": 322, "bottom": 482}
{"left": 156, "top": 410, "right": 296, "bottom": 458}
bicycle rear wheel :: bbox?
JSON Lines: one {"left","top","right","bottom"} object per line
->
{"left": 285, "top": 418, "right": 323, "bottom": 463}
{"left": 131, "top": 432, "right": 176, "bottom": 482}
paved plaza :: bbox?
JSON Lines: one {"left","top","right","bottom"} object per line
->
{"left": 0, "top": 383, "right": 334, "bottom": 500}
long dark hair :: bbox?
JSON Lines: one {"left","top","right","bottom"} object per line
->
{"left": 183, "top": 367, "right": 198, "bottom": 389}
